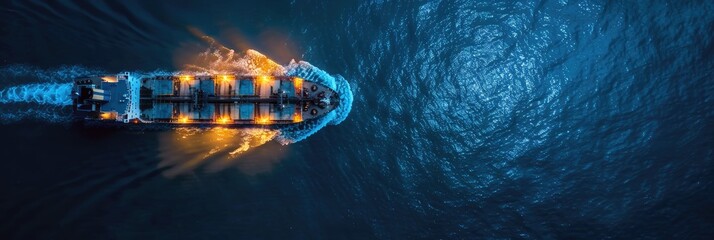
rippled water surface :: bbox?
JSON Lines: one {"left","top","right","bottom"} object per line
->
{"left": 1, "top": 0, "right": 713, "bottom": 239}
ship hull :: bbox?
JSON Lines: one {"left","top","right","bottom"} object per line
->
{"left": 71, "top": 73, "right": 340, "bottom": 127}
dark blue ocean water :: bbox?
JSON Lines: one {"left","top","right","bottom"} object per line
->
{"left": 1, "top": 0, "right": 713, "bottom": 239}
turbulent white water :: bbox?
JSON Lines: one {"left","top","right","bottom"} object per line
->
{"left": 274, "top": 60, "right": 354, "bottom": 144}
{"left": 0, "top": 83, "right": 73, "bottom": 105}
{"left": 0, "top": 65, "right": 101, "bottom": 122}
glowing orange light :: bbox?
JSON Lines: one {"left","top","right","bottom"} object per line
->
{"left": 99, "top": 112, "right": 112, "bottom": 120}
{"left": 178, "top": 116, "right": 190, "bottom": 124}
{"left": 180, "top": 75, "right": 194, "bottom": 82}
{"left": 293, "top": 77, "right": 303, "bottom": 89}
{"left": 217, "top": 116, "right": 231, "bottom": 124}
{"left": 217, "top": 74, "right": 235, "bottom": 83}
{"left": 292, "top": 113, "right": 302, "bottom": 123}
{"left": 256, "top": 116, "right": 270, "bottom": 124}
{"left": 257, "top": 75, "right": 273, "bottom": 84}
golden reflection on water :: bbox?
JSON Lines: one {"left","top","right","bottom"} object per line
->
{"left": 158, "top": 30, "right": 295, "bottom": 177}
{"left": 157, "top": 128, "right": 287, "bottom": 177}
{"left": 178, "top": 27, "right": 287, "bottom": 75}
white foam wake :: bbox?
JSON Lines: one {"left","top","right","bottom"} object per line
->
{"left": 0, "top": 83, "right": 73, "bottom": 105}
{"left": 275, "top": 61, "right": 354, "bottom": 144}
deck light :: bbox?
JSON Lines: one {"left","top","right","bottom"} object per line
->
{"left": 180, "top": 75, "right": 194, "bottom": 82}
{"left": 217, "top": 116, "right": 231, "bottom": 124}
{"left": 256, "top": 116, "right": 270, "bottom": 124}
{"left": 258, "top": 75, "right": 273, "bottom": 84}
{"left": 292, "top": 113, "right": 302, "bottom": 123}
{"left": 293, "top": 77, "right": 304, "bottom": 88}
{"left": 218, "top": 74, "right": 234, "bottom": 82}
{"left": 178, "top": 116, "right": 190, "bottom": 123}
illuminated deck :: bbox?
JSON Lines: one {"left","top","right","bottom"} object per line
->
{"left": 71, "top": 73, "right": 340, "bottom": 126}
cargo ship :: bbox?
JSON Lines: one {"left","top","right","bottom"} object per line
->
{"left": 71, "top": 72, "right": 340, "bottom": 127}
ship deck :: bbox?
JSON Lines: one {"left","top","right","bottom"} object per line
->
{"left": 72, "top": 73, "right": 339, "bottom": 126}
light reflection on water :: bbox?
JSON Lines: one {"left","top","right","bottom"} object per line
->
{"left": 155, "top": 35, "right": 301, "bottom": 177}
{"left": 157, "top": 127, "right": 287, "bottom": 177}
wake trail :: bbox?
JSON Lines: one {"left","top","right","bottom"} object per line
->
{"left": 0, "top": 83, "right": 73, "bottom": 105}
